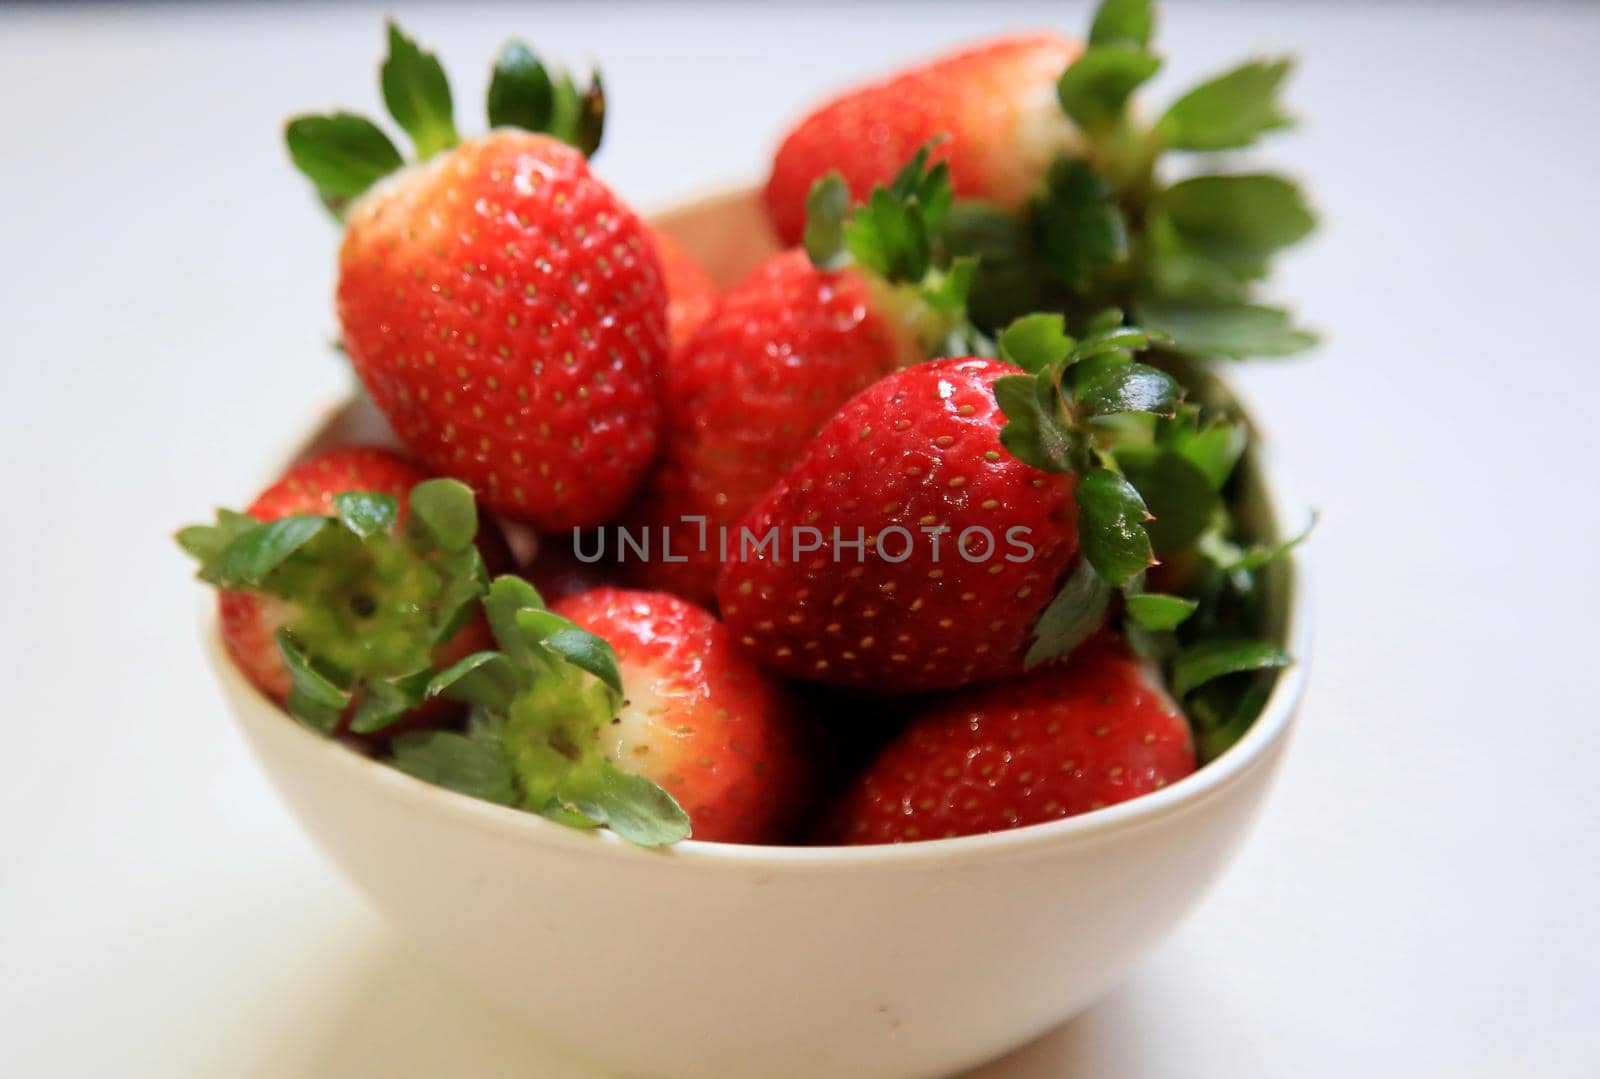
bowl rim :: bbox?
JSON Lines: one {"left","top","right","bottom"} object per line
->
{"left": 204, "top": 388, "right": 1312, "bottom": 873}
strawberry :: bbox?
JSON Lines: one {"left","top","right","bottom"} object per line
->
{"left": 717, "top": 357, "right": 1081, "bottom": 693}
{"left": 550, "top": 588, "right": 809, "bottom": 843}
{"left": 626, "top": 152, "right": 976, "bottom": 606}
{"left": 764, "top": 33, "right": 1082, "bottom": 246}
{"left": 649, "top": 227, "right": 719, "bottom": 352}
{"left": 828, "top": 634, "right": 1196, "bottom": 843}
{"left": 178, "top": 446, "right": 497, "bottom": 737}
{"left": 288, "top": 27, "right": 669, "bottom": 530}
{"left": 409, "top": 579, "right": 807, "bottom": 846}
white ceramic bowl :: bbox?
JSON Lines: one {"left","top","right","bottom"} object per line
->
{"left": 206, "top": 190, "right": 1311, "bottom": 1079}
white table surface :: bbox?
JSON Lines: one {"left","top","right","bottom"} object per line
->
{"left": 3, "top": 2, "right": 1597, "bottom": 1076}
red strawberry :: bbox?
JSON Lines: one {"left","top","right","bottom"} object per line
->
{"left": 183, "top": 446, "right": 496, "bottom": 737}
{"left": 830, "top": 634, "right": 1196, "bottom": 843}
{"left": 626, "top": 151, "right": 972, "bottom": 606}
{"left": 550, "top": 587, "right": 810, "bottom": 844}
{"left": 649, "top": 227, "right": 719, "bottom": 352}
{"left": 624, "top": 249, "right": 920, "bottom": 605}
{"left": 764, "top": 33, "right": 1082, "bottom": 246}
{"left": 717, "top": 357, "right": 1081, "bottom": 693}
{"left": 337, "top": 130, "right": 668, "bottom": 529}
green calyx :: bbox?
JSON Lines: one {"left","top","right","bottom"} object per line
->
{"left": 945, "top": 0, "right": 1317, "bottom": 361}
{"left": 285, "top": 21, "right": 605, "bottom": 219}
{"left": 994, "top": 308, "right": 1309, "bottom": 759}
{"left": 177, "top": 479, "right": 490, "bottom": 734}
{"left": 803, "top": 144, "right": 983, "bottom": 358}
{"left": 409, "top": 576, "right": 690, "bottom": 848}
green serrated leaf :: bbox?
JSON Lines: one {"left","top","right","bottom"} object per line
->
{"left": 922, "top": 256, "right": 978, "bottom": 312}
{"left": 995, "top": 374, "right": 1076, "bottom": 473}
{"left": 219, "top": 516, "right": 329, "bottom": 585}
{"left": 381, "top": 21, "right": 458, "bottom": 160}
{"left": 1158, "top": 58, "right": 1295, "bottom": 151}
{"left": 407, "top": 478, "right": 478, "bottom": 552}
{"left": 284, "top": 113, "right": 404, "bottom": 216}
{"left": 333, "top": 491, "right": 399, "bottom": 539}
{"left": 1036, "top": 158, "right": 1127, "bottom": 287}
{"left": 1089, "top": 0, "right": 1155, "bottom": 48}
{"left": 1058, "top": 45, "right": 1161, "bottom": 130}
{"left": 1162, "top": 417, "right": 1247, "bottom": 490}
{"left": 1172, "top": 638, "right": 1291, "bottom": 697}
{"left": 1076, "top": 362, "right": 1181, "bottom": 417}
{"left": 804, "top": 173, "right": 851, "bottom": 270}
{"left": 1076, "top": 467, "right": 1155, "bottom": 587}
{"left": 487, "top": 40, "right": 554, "bottom": 133}
{"left": 1225, "top": 516, "right": 1316, "bottom": 572}
{"left": 1125, "top": 592, "right": 1199, "bottom": 630}
{"left": 1162, "top": 174, "right": 1315, "bottom": 268}
{"left": 276, "top": 630, "right": 351, "bottom": 734}
{"left": 999, "top": 313, "right": 1075, "bottom": 374}
{"left": 1025, "top": 559, "right": 1112, "bottom": 668}
{"left": 561, "top": 762, "right": 691, "bottom": 848}
{"left": 389, "top": 730, "right": 518, "bottom": 805}
{"left": 1137, "top": 299, "right": 1317, "bottom": 360}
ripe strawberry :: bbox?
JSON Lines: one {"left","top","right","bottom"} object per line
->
{"left": 829, "top": 634, "right": 1196, "bottom": 843}
{"left": 627, "top": 153, "right": 973, "bottom": 606}
{"left": 624, "top": 250, "right": 919, "bottom": 604}
{"left": 179, "top": 446, "right": 497, "bottom": 737}
{"left": 649, "top": 227, "right": 719, "bottom": 352}
{"left": 338, "top": 131, "right": 667, "bottom": 529}
{"left": 549, "top": 588, "right": 810, "bottom": 843}
{"left": 764, "top": 33, "right": 1082, "bottom": 246}
{"left": 716, "top": 357, "right": 1081, "bottom": 693}
{"left": 288, "top": 26, "right": 668, "bottom": 530}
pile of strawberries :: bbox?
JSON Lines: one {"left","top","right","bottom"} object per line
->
{"left": 182, "top": 0, "right": 1313, "bottom": 847}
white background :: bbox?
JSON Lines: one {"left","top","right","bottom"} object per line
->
{"left": 3, "top": 2, "right": 1597, "bottom": 1076}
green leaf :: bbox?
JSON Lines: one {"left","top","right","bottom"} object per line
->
{"left": 1173, "top": 638, "right": 1291, "bottom": 697}
{"left": 487, "top": 40, "right": 554, "bottom": 132}
{"left": 1162, "top": 416, "right": 1247, "bottom": 490}
{"left": 544, "top": 627, "right": 625, "bottom": 696}
{"left": 275, "top": 630, "right": 350, "bottom": 734}
{"left": 572, "top": 70, "right": 606, "bottom": 157}
{"left": 348, "top": 670, "right": 430, "bottom": 734}
{"left": 381, "top": 21, "right": 458, "bottom": 159}
{"left": 1162, "top": 174, "right": 1315, "bottom": 266}
{"left": 803, "top": 173, "right": 851, "bottom": 269}
{"left": 428, "top": 650, "right": 521, "bottom": 711}
{"left": 1076, "top": 467, "right": 1155, "bottom": 587}
{"left": 1117, "top": 445, "right": 1218, "bottom": 553}
{"left": 1137, "top": 299, "right": 1317, "bottom": 359}
{"left": 407, "top": 478, "right": 478, "bottom": 552}
{"left": 1075, "top": 362, "right": 1181, "bottom": 417}
{"left": 1125, "top": 592, "right": 1198, "bottom": 630}
{"left": 177, "top": 509, "right": 259, "bottom": 584}
{"left": 333, "top": 492, "right": 399, "bottom": 539}
{"left": 1158, "top": 58, "right": 1294, "bottom": 151}
{"left": 998, "top": 313, "right": 1074, "bottom": 374}
{"left": 484, "top": 574, "right": 546, "bottom": 663}
{"left": 218, "top": 516, "right": 328, "bottom": 585}
{"left": 922, "top": 257, "right": 977, "bottom": 312}
{"left": 1224, "top": 516, "right": 1316, "bottom": 572}
{"left": 561, "top": 762, "right": 691, "bottom": 848}
{"left": 1036, "top": 158, "right": 1126, "bottom": 286}
{"left": 1058, "top": 46, "right": 1161, "bottom": 130}
{"left": 994, "top": 374, "right": 1076, "bottom": 473}
{"left": 389, "top": 730, "right": 518, "bottom": 805}
{"left": 284, "top": 113, "right": 404, "bottom": 215}
{"left": 1025, "top": 559, "right": 1112, "bottom": 668}
{"left": 1089, "top": 0, "right": 1154, "bottom": 48}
